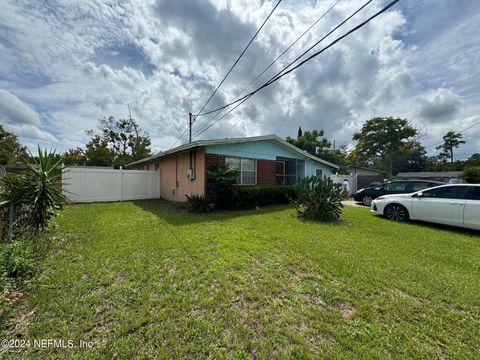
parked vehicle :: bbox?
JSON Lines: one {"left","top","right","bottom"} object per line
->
{"left": 353, "top": 180, "right": 444, "bottom": 206}
{"left": 370, "top": 184, "right": 480, "bottom": 230}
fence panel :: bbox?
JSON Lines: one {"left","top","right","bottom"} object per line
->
{"left": 330, "top": 174, "right": 356, "bottom": 194}
{"left": 63, "top": 167, "right": 160, "bottom": 203}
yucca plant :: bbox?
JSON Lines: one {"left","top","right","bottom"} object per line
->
{"left": 1, "top": 146, "right": 68, "bottom": 232}
{"left": 295, "top": 176, "right": 343, "bottom": 222}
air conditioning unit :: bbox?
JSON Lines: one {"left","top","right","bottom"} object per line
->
{"left": 187, "top": 168, "right": 195, "bottom": 180}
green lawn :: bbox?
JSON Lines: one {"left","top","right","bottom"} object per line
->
{"left": 1, "top": 201, "right": 480, "bottom": 359}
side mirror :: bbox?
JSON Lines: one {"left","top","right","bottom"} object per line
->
{"left": 413, "top": 192, "right": 423, "bottom": 198}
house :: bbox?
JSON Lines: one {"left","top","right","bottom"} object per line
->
{"left": 126, "top": 134, "right": 339, "bottom": 202}
{"left": 396, "top": 171, "right": 463, "bottom": 183}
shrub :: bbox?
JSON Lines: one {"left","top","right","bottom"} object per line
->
{"left": 461, "top": 166, "right": 480, "bottom": 183}
{"left": 185, "top": 194, "right": 210, "bottom": 213}
{"left": 295, "top": 176, "right": 343, "bottom": 222}
{"left": 0, "top": 146, "right": 68, "bottom": 232}
{"left": 206, "top": 163, "right": 240, "bottom": 209}
{"left": 230, "top": 185, "right": 297, "bottom": 209}
{"left": 0, "top": 240, "right": 38, "bottom": 282}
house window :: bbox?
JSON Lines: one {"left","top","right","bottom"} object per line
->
{"left": 316, "top": 169, "right": 323, "bottom": 178}
{"left": 225, "top": 157, "right": 256, "bottom": 185}
{"left": 155, "top": 162, "right": 159, "bottom": 171}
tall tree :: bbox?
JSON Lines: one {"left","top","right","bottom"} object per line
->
{"left": 84, "top": 134, "right": 115, "bottom": 167}
{"left": 297, "top": 126, "right": 303, "bottom": 138}
{"left": 0, "top": 124, "right": 28, "bottom": 164}
{"left": 352, "top": 117, "right": 417, "bottom": 176}
{"left": 435, "top": 131, "right": 465, "bottom": 163}
{"left": 62, "top": 148, "right": 86, "bottom": 166}
{"left": 99, "top": 116, "right": 151, "bottom": 167}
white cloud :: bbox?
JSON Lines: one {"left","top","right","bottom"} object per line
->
{"left": 0, "top": 89, "right": 41, "bottom": 125}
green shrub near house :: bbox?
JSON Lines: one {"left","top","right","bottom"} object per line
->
{"left": 230, "top": 185, "right": 297, "bottom": 210}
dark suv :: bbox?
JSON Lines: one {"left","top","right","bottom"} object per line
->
{"left": 353, "top": 180, "right": 445, "bottom": 206}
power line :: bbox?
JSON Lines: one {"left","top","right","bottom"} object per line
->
{"left": 169, "top": 0, "right": 282, "bottom": 149}
{"left": 193, "top": 0, "right": 400, "bottom": 138}
{"left": 193, "top": 0, "right": 282, "bottom": 121}
{"left": 425, "top": 120, "right": 480, "bottom": 149}
{"left": 196, "top": 0, "right": 342, "bottom": 133}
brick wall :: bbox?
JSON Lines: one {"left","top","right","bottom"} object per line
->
{"left": 257, "top": 159, "right": 276, "bottom": 185}
{"left": 204, "top": 153, "right": 225, "bottom": 198}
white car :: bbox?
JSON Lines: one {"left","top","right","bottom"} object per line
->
{"left": 370, "top": 184, "right": 480, "bottom": 230}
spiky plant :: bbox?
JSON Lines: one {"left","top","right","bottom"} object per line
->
{"left": 1, "top": 146, "right": 68, "bottom": 231}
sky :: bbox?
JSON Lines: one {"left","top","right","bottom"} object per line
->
{"left": 0, "top": 0, "right": 479, "bottom": 160}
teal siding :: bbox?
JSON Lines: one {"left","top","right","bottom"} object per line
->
{"left": 206, "top": 139, "right": 335, "bottom": 177}
{"left": 206, "top": 140, "right": 302, "bottom": 160}
{"left": 305, "top": 159, "right": 333, "bottom": 178}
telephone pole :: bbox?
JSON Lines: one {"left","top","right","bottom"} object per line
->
{"left": 189, "top": 112, "right": 193, "bottom": 143}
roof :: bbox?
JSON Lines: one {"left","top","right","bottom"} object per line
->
{"left": 346, "top": 165, "right": 387, "bottom": 174}
{"left": 396, "top": 171, "right": 462, "bottom": 178}
{"left": 127, "top": 134, "right": 339, "bottom": 169}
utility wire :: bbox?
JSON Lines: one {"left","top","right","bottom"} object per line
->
{"left": 193, "top": 0, "right": 400, "bottom": 138}
{"left": 198, "top": 0, "right": 375, "bottom": 118}
{"left": 196, "top": 0, "right": 342, "bottom": 128}
{"left": 193, "top": 0, "right": 282, "bottom": 120}
{"left": 169, "top": 0, "right": 282, "bottom": 149}
{"left": 426, "top": 120, "right": 480, "bottom": 149}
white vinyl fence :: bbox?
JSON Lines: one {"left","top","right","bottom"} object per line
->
{"left": 63, "top": 167, "right": 160, "bottom": 203}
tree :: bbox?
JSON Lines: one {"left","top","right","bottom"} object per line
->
{"left": 436, "top": 131, "right": 466, "bottom": 163}
{"left": 0, "top": 124, "right": 28, "bottom": 165}
{"left": 352, "top": 117, "right": 417, "bottom": 176}
{"left": 461, "top": 166, "right": 480, "bottom": 184}
{"left": 297, "top": 126, "right": 303, "bottom": 138}
{"left": 84, "top": 134, "right": 114, "bottom": 167}
{"left": 62, "top": 148, "right": 85, "bottom": 166}
{"left": 98, "top": 116, "right": 151, "bottom": 168}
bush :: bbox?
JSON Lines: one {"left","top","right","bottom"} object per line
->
{"left": 461, "top": 166, "right": 480, "bottom": 183}
{"left": 0, "top": 240, "right": 38, "bottom": 289}
{"left": 295, "top": 176, "right": 343, "bottom": 222}
{"left": 206, "top": 163, "right": 240, "bottom": 209}
{"left": 185, "top": 194, "right": 210, "bottom": 213}
{"left": 230, "top": 185, "right": 297, "bottom": 210}
{"left": 0, "top": 147, "right": 68, "bottom": 232}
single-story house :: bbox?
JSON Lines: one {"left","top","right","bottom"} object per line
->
{"left": 345, "top": 165, "right": 387, "bottom": 177}
{"left": 126, "top": 134, "right": 339, "bottom": 202}
{"left": 396, "top": 171, "right": 463, "bottom": 183}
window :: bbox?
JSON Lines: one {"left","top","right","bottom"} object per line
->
{"left": 422, "top": 186, "right": 469, "bottom": 199}
{"left": 225, "top": 157, "right": 256, "bottom": 185}
{"left": 155, "top": 162, "right": 160, "bottom": 171}
{"left": 467, "top": 187, "right": 480, "bottom": 200}
{"left": 384, "top": 182, "right": 407, "bottom": 192}
{"left": 410, "top": 182, "right": 432, "bottom": 192}
{"left": 316, "top": 169, "right": 323, "bottom": 178}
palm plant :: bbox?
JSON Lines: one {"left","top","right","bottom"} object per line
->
{"left": 1, "top": 146, "right": 68, "bottom": 231}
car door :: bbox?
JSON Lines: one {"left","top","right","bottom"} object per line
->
{"left": 383, "top": 181, "right": 409, "bottom": 195}
{"left": 464, "top": 186, "right": 480, "bottom": 230}
{"left": 410, "top": 186, "right": 469, "bottom": 227}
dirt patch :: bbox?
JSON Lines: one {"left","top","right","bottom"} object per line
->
{"left": 338, "top": 302, "right": 355, "bottom": 319}
{"left": 298, "top": 293, "right": 324, "bottom": 306}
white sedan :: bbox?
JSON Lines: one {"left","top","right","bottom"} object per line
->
{"left": 370, "top": 184, "right": 480, "bottom": 230}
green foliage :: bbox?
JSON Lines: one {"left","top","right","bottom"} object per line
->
{"left": 352, "top": 117, "right": 417, "bottom": 176}
{"left": 84, "top": 134, "right": 115, "bottom": 166}
{"left": 62, "top": 147, "right": 86, "bottom": 166}
{"left": 185, "top": 194, "right": 210, "bottom": 213}
{"left": 460, "top": 166, "right": 480, "bottom": 184}
{"left": 0, "top": 124, "right": 28, "bottom": 165}
{"left": 295, "top": 176, "right": 343, "bottom": 222}
{"left": 206, "top": 163, "right": 240, "bottom": 209}
{"left": 0, "top": 147, "right": 68, "bottom": 231}
{"left": 436, "top": 131, "right": 466, "bottom": 163}
{"left": 0, "top": 240, "right": 37, "bottom": 281}
{"left": 230, "top": 185, "right": 297, "bottom": 210}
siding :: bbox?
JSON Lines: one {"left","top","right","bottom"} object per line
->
{"left": 206, "top": 139, "right": 304, "bottom": 160}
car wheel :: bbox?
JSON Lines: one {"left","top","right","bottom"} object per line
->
{"left": 362, "top": 196, "right": 373, "bottom": 206}
{"left": 384, "top": 204, "right": 409, "bottom": 221}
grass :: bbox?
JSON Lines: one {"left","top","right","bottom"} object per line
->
{"left": 1, "top": 201, "right": 479, "bottom": 359}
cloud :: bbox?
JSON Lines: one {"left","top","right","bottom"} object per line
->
{"left": 0, "top": 89, "right": 41, "bottom": 125}
{"left": 417, "top": 88, "right": 463, "bottom": 123}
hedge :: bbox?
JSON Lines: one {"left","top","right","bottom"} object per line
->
{"left": 230, "top": 185, "right": 297, "bottom": 210}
